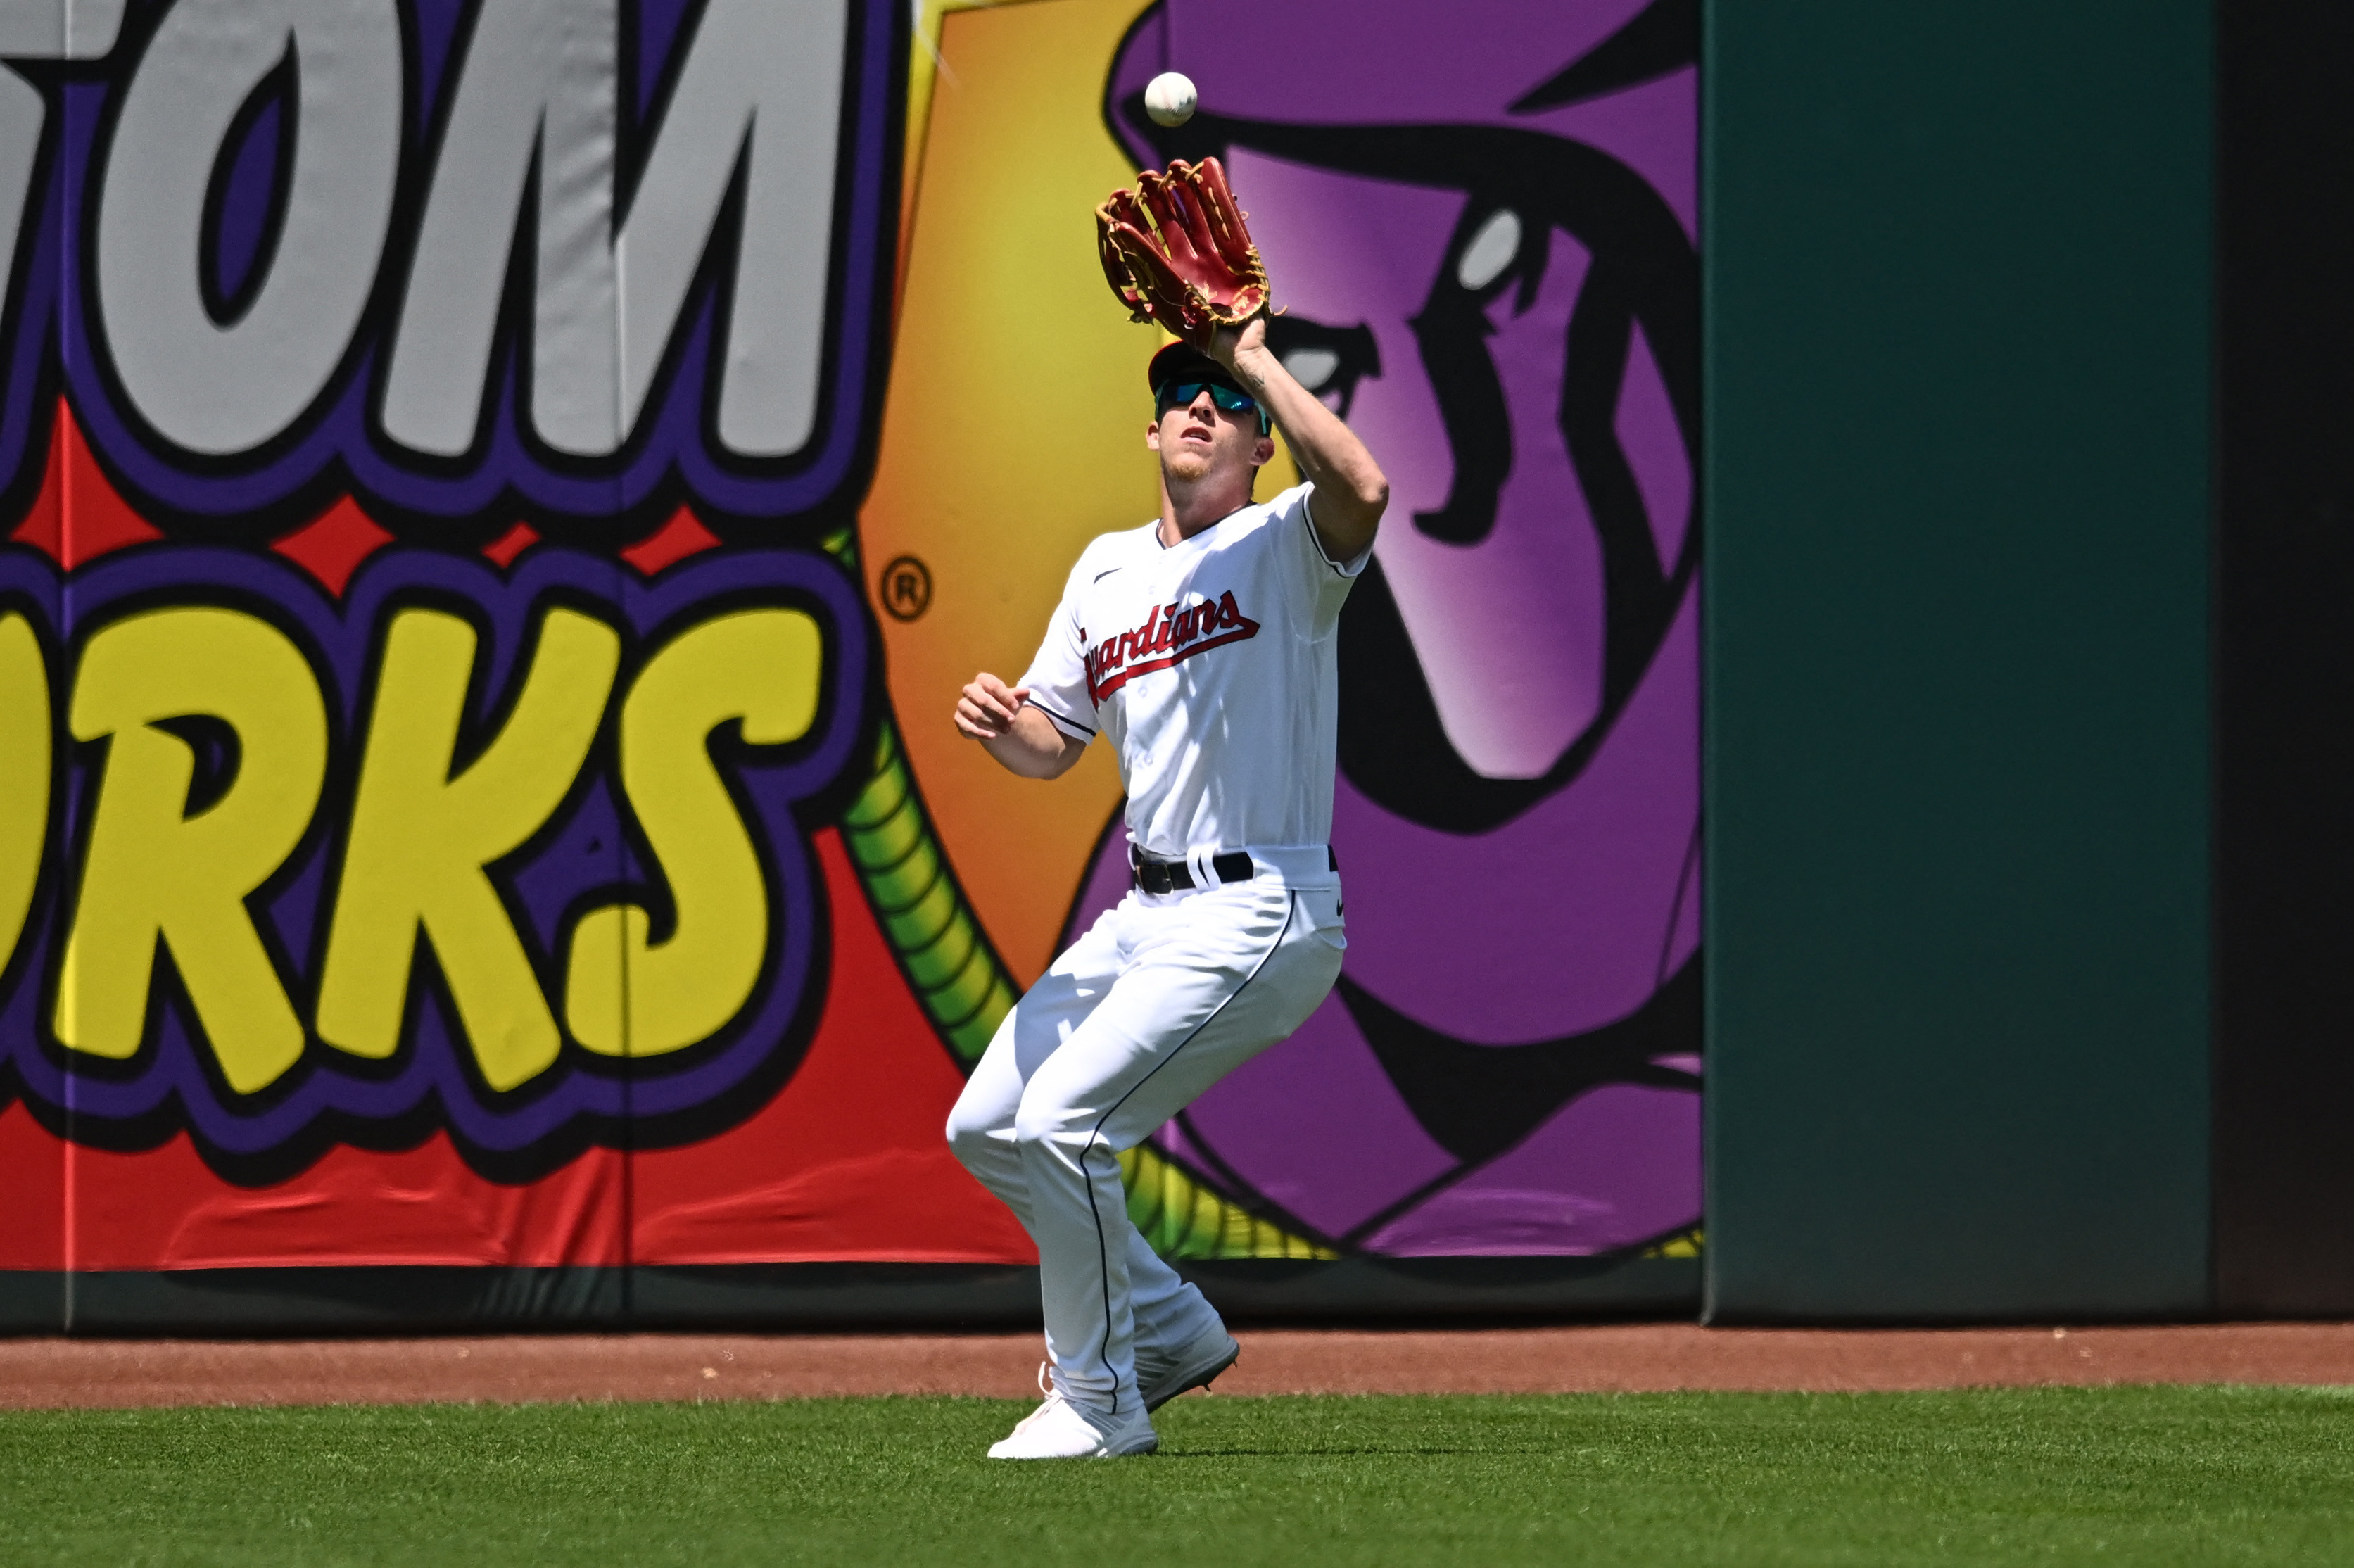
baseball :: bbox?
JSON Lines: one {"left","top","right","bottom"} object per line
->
{"left": 1144, "top": 71, "right": 1198, "bottom": 128}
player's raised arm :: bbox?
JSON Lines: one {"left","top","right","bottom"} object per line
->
{"left": 954, "top": 671, "right": 1087, "bottom": 779}
{"left": 1211, "top": 316, "right": 1389, "bottom": 563}
{"left": 1095, "top": 153, "right": 1387, "bottom": 563}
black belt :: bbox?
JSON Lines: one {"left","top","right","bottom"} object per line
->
{"left": 1131, "top": 847, "right": 1257, "bottom": 895}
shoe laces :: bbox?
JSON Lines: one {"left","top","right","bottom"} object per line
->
{"left": 1008, "top": 1361, "right": 1065, "bottom": 1437}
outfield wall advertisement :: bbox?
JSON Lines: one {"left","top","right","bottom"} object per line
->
{"left": 0, "top": 0, "right": 1698, "bottom": 1324}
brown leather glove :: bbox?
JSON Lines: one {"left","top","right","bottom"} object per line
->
{"left": 1095, "top": 157, "right": 1272, "bottom": 349}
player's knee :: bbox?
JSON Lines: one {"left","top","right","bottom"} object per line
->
{"left": 1011, "top": 1096, "right": 1080, "bottom": 1153}
{"left": 944, "top": 1089, "right": 1003, "bottom": 1173}
{"left": 944, "top": 1112, "right": 982, "bottom": 1171}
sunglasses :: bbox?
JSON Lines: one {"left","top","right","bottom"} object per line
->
{"left": 1155, "top": 380, "right": 1272, "bottom": 434}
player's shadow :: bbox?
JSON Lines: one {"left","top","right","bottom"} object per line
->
{"left": 1155, "top": 1444, "right": 1487, "bottom": 1458}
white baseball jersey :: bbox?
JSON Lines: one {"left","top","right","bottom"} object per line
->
{"left": 1020, "top": 482, "right": 1367, "bottom": 865}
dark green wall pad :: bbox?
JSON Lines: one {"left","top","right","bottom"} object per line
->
{"left": 17, "top": 1267, "right": 1038, "bottom": 1336}
{"left": 0, "top": 1257, "right": 1697, "bottom": 1336}
{"left": 0, "top": 1272, "right": 64, "bottom": 1336}
{"left": 1704, "top": 1, "right": 2213, "bottom": 1320}
{"left": 2212, "top": 0, "right": 2354, "bottom": 1316}
{"left": 1178, "top": 1256, "right": 1697, "bottom": 1322}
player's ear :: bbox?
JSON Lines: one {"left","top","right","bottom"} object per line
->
{"left": 1251, "top": 433, "right": 1275, "bottom": 467}
{"left": 1146, "top": 420, "right": 1163, "bottom": 453}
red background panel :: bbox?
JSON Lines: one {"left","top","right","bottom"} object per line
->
{"left": 62, "top": 1137, "right": 629, "bottom": 1272}
{"left": 630, "top": 830, "right": 1034, "bottom": 1265}
{"left": 0, "top": 1104, "right": 65, "bottom": 1270}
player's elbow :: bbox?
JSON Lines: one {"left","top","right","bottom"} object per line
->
{"left": 1334, "top": 469, "right": 1388, "bottom": 531}
{"left": 1331, "top": 479, "right": 1388, "bottom": 554}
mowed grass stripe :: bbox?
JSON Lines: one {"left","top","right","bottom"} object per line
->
{"left": 4, "top": 1386, "right": 2350, "bottom": 1567}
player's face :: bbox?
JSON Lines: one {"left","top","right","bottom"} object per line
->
{"left": 1146, "top": 388, "right": 1267, "bottom": 492}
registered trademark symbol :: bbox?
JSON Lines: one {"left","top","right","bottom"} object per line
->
{"left": 880, "top": 555, "right": 932, "bottom": 621}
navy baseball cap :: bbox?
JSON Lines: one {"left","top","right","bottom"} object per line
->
{"left": 1146, "top": 341, "right": 1243, "bottom": 398}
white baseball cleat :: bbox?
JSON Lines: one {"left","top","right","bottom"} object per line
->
{"left": 994, "top": 1362, "right": 1067, "bottom": 1445}
{"left": 1137, "top": 1322, "right": 1241, "bottom": 1411}
{"left": 987, "top": 1396, "right": 1158, "bottom": 1460}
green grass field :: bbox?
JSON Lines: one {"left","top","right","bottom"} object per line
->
{"left": 4, "top": 1387, "right": 2350, "bottom": 1566}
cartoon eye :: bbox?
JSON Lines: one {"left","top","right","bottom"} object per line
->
{"left": 1265, "top": 316, "right": 1382, "bottom": 417}
{"left": 1455, "top": 209, "right": 1523, "bottom": 292}
{"left": 1282, "top": 347, "right": 1341, "bottom": 391}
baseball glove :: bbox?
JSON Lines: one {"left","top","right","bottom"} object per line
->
{"left": 1095, "top": 157, "right": 1271, "bottom": 348}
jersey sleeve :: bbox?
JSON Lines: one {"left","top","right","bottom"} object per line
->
{"left": 1274, "top": 482, "right": 1371, "bottom": 636}
{"left": 1015, "top": 556, "right": 1099, "bottom": 742}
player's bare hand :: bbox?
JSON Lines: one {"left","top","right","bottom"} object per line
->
{"left": 955, "top": 673, "right": 1030, "bottom": 740}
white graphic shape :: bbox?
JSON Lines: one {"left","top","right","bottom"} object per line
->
{"left": 96, "top": 0, "right": 400, "bottom": 455}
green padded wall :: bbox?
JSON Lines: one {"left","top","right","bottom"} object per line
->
{"left": 1704, "top": 2, "right": 2213, "bottom": 1320}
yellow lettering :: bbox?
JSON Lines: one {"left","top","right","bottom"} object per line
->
{"left": 317, "top": 607, "right": 618, "bottom": 1091}
{"left": 567, "top": 609, "right": 821, "bottom": 1056}
{"left": 0, "top": 614, "right": 47, "bottom": 975}
{"left": 56, "top": 608, "right": 325, "bottom": 1094}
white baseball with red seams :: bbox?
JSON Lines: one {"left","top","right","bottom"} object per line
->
{"left": 1143, "top": 71, "right": 1198, "bottom": 128}
{"left": 947, "top": 482, "right": 1367, "bottom": 1441}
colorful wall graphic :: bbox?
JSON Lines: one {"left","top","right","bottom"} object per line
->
{"left": 0, "top": 0, "right": 1695, "bottom": 1310}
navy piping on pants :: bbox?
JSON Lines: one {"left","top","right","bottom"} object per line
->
{"left": 1077, "top": 891, "right": 1301, "bottom": 1417}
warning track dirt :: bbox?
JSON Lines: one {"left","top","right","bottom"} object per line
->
{"left": 4, "top": 1322, "right": 2350, "bottom": 1410}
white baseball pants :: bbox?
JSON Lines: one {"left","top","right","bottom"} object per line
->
{"left": 946, "top": 874, "right": 1345, "bottom": 1420}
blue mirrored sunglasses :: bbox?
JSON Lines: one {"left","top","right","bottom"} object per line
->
{"left": 1155, "top": 379, "right": 1272, "bottom": 434}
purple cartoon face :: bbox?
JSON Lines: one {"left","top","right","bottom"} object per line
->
{"left": 1089, "top": 0, "right": 1703, "bottom": 1256}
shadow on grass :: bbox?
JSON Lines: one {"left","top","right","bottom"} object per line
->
{"left": 1156, "top": 1447, "right": 1488, "bottom": 1459}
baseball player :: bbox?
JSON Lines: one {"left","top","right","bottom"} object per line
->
{"left": 945, "top": 264, "right": 1388, "bottom": 1458}
{"left": 945, "top": 157, "right": 1387, "bottom": 1461}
